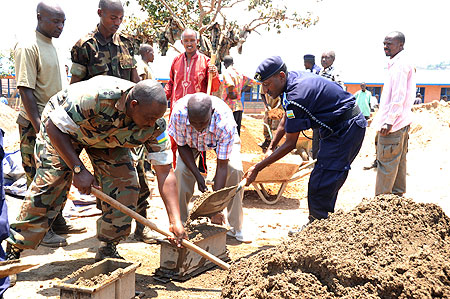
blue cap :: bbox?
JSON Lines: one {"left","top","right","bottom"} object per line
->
{"left": 254, "top": 56, "right": 285, "bottom": 82}
{"left": 304, "top": 54, "right": 315, "bottom": 62}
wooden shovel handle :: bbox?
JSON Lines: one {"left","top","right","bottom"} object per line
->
{"left": 91, "top": 188, "right": 231, "bottom": 270}
{"left": 207, "top": 53, "right": 217, "bottom": 95}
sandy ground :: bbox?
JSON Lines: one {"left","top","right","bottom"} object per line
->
{"left": 3, "top": 102, "right": 450, "bottom": 298}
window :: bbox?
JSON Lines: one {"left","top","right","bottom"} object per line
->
{"left": 417, "top": 87, "right": 425, "bottom": 103}
{"left": 441, "top": 88, "right": 450, "bottom": 99}
{"left": 241, "top": 84, "right": 261, "bottom": 102}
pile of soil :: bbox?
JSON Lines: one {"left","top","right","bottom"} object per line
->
{"left": 410, "top": 101, "right": 450, "bottom": 149}
{"left": 0, "top": 102, "right": 20, "bottom": 152}
{"left": 0, "top": 102, "right": 19, "bottom": 135}
{"left": 221, "top": 195, "right": 450, "bottom": 298}
{"left": 240, "top": 127, "right": 263, "bottom": 154}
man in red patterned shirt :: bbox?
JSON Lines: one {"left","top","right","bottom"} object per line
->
{"left": 165, "top": 29, "right": 220, "bottom": 169}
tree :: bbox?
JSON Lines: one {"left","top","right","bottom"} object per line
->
{"left": 123, "top": 0, "right": 318, "bottom": 61}
{"left": 0, "top": 50, "right": 15, "bottom": 77}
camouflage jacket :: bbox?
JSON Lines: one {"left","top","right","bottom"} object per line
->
{"left": 42, "top": 76, "right": 171, "bottom": 165}
{"left": 70, "top": 26, "right": 136, "bottom": 81}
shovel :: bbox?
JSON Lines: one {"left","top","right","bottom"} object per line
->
{"left": 206, "top": 53, "right": 217, "bottom": 95}
{"left": 188, "top": 179, "right": 247, "bottom": 221}
{"left": 0, "top": 260, "right": 38, "bottom": 278}
{"left": 91, "top": 188, "right": 231, "bottom": 270}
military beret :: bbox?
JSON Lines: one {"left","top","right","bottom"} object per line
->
{"left": 254, "top": 56, "right": 285, "bottom": 82}
{"left": 304, "top": 54, "right": 315, "bottom": 62}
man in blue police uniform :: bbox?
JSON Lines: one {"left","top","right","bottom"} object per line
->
{"left": 303, "top": 54, "right": 321, "bottom": 75}
{"left": 245, "top": 56, "right": 366, "bottom": 234}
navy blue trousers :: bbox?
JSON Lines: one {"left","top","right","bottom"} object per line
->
{"left": 307, "top": 114, "right": 366, "bottom": 219}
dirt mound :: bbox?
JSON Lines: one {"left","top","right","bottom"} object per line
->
{"left": 221, "top": 195, "right": 450, "bottom": 298}
{"left": 410, "top": 101, "right": 450, "bottom": 149}
{"left": 241, "top": 126, "right": 263, "bottom": 154}
{"left": 0, "top": 102, "right": 20, "bottom": 152}
{"left": 0, "top": 102, "right": 19, "bottom": 135}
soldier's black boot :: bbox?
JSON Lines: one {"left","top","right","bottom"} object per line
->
{"left": 134, "top": 209, "right": 160, "bottom": 244}
{"left": 95, "top": 242, "right": 124, "bottom": 262}
{"left": 52, "top": 212, "right": 87, "bottom": 234}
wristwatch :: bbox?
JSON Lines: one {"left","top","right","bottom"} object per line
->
{"left": 73, "top": 164, "right": 83, "bottom": 174}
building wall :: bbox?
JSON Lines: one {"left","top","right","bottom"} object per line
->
{"left": 422, "top": 85, "right": 450, "bottom": 103}
{"left": 347, "top": 83, "right": 450, "bottom": 103}
{"left": 346, "top": 84, "right": 360, "bottom": 95}
{"left": 345, "top": 83, "right": 383, "bottom": 96}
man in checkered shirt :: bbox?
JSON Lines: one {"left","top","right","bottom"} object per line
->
{"left": 319, "top": 51, "right": 345, "bottom": 89}
{"left": 168, "top": 92, "right": 252, "bottom": 243}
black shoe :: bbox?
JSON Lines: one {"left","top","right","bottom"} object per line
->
{"left": 95, "top": 242, "right": 124, "bottom": 262}
{"left": 52, "top": 213, "right": 87, "bottom": 234}
{"left": 41, "top": 229, "right": 68, "bottom": 247}
{"left": 6, "top": 243, "right": 22, "bottom": 260}
{"left": 363, "top": 160, "right": 378, "bottom": 170}
{"left": 259, "top": 139, "right": 271, "bottom": 151}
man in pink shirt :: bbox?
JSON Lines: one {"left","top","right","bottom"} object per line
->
{"left": 371, "top": 31, "right": 416, "bottom": 196}
{"left": 165, "top": 29, "right": 220, "bottom": 169}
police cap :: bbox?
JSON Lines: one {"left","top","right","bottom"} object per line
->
{"left": 304, "top": 54, "right": 315, "bottom": 62}
{"left": 254, "top": 56, "right": 285, "bottom": 82}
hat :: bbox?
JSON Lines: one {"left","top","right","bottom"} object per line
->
{"left": 254, "top": 56, "right": 285, "bottom": 82}
{"left": 304, "top": 54, "right": 315, "bottom": 62}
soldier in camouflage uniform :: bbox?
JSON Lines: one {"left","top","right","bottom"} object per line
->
{"left": 70, "top": 0, "right": 139, "bottom": 84}
{"left": 6, "top": 76, "right": 187, "bottom": 261}
{"left": 70, "top": 0, "right": 158, "bottom": 243}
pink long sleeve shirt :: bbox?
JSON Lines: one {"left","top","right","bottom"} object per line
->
{"left": 371, "top": 51, "right": 416, "bottom": 133}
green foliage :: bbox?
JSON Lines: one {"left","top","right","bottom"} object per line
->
{"left": 424, "top": 61, "right": 450, "bottom": 70}
{"left": 123, "top": 0, "right": 318, "bottom": 56}
{"left": 0, "top": 50, "right": 15, "bottom": 77}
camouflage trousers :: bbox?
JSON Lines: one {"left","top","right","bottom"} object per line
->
{"left": 7, "top": 131, "right": 140, "bottom": 250}
{"left": 131, "top": 145, "right": 151, "bottom": 213}
{"left": 19, "top": 122, "right": 37, "bottom": 187}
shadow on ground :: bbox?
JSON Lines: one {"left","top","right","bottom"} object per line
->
{"left": 243, "top": 190, "right": 302, "bottom": 210}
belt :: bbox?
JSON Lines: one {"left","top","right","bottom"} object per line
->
{"left": 327, "top": 105, "right": 361, "bottom": 128}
